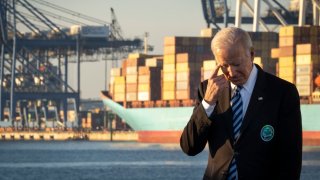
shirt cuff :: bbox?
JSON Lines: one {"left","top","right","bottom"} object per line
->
{"left": 201, "top": 100, "right": 216, "bottom": 117}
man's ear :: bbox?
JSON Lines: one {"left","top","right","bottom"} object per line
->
{"left": 250, "top": 47, "right": 255, "bottom": 61}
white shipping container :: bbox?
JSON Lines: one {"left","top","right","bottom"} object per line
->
{"left": 111, "top": 68, "right": 121, "bottom": 76}
{"left": 296, "top": 55, "right": 317, "bottom": 65}
{"left": 296, "top": 85, "right": 311, "bottom": 96}
{"left": 176, "top": 72, "right": 189, "bottom": 81}
{"left": 176, "top": 81, "right": 189, "bottom": 90}
{"left": 126, "top": 92, "right": 137, "bottom": 101}
{"left": 296, "top": 75, "right": 311, "bottom": 85}
{"left": 203, "top": 60, "right": 216, "bottom": 71}
{"left": 126, "top": 66, "right": 138, "bottom": 75}
{"left": 109, "top": 77, "right": 115, "bottom": 85}
{"left": 138, "top": 92, "right": 149, "bottom": 101}
{"left": 296, "top": 65, "right": 311, "bottom": 75}
{"left": 70, "top": 25, "right": 81, "bottom": 35}
{"left": 203, "top": 70, "right": 212, "bottom": 80}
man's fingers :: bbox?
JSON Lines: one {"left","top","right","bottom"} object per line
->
{"left": 210, "top": 65, "right": 221, "bottom": 79}
{"left": 208, "top": 77, "right": 227, "bottom": 88}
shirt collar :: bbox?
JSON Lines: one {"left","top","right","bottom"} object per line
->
{"left": 230, "top": 64, "right": 258, "bottom": 94}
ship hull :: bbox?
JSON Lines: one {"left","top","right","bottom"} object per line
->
{"left": 137, "top": 131, "right": 182, "bottom": 143}
{"left": 101, "top": 93, "right": 320, "bottom": 145}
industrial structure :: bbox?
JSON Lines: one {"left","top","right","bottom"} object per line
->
{"left": 201, "top": 0, "right": 318, "bottom": 29}
{"left": 0, "top": 0, "right": 143, "bottom": 130}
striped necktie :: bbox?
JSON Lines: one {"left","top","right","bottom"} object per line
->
{"left": 228, "top": 86, "right": 243, "bottom": 180}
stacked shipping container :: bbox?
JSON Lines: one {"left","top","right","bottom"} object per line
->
{"left": 138, "top": 66, "right": 161, "bottom": 101}
{"left": 296, "top": 43, "right": 320, "bottom": 99}
{"left": 163, "top": 36, "right": 214, "bottom": 100}
{"left": 109, "top": 68, "right": 125, "bottom": 102}
{"left": 175, "top": 53, "right": 201, "bottom": 99}
{"left": 125, "top": 58, "right": 143, "bottom": 101}
{"left": 271, "top": 26, "right": 313, "bottom": 84}
{"left": 162, "top": 40, "right": 176, "bottom": 100}
{"left": 248, "top": 32, "right": 278, "bottom": 75}
{"left": 201, "top": 60, "right": 217, "bottom": 81}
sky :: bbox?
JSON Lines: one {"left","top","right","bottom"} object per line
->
{"left": 25, "top": 0, "right": 210, "bottom": 99}
{"left": 18, "top": 0, "right": 289, "bottom": 99}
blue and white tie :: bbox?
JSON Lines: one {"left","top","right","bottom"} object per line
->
{"left": 228, "top": 86, "right": 243, "bottom": 180}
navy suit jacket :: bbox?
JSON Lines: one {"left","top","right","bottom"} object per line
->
{"left": 180, "top": 64, "right": 302, "bottom": 180}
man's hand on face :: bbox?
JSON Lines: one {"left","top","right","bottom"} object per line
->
{"left": 204, "top": 65, "right": 229, "bottom": 105}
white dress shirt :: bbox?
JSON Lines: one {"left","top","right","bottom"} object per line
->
{"left": 202, "top": 65, "right": 258, "bottom": 118}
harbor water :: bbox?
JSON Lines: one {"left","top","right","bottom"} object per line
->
{"left": 0, "top": 141, "right": 319, "bottom": 180}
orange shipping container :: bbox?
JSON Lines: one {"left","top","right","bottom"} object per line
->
{"left": 176, "top": 53, "right": 195, "bottom": 63}
{"left": 296, "top": 44, "right": 319, "bottom": 55}
{"left": 145, "top": 57, "right": 163, "bottom": 67}
{"left": 279, "top": 26, "right": 301, "bottom": 37}
{"left": 175, "top": 88, "right": 198, "bottom": 100}
{"left": 126, "top": 92, "right": 137, "bottom": 101}
{"left": 121, "top": 60, "right": 127, "bottom": 76}
{"left": 126, "top": 58, "right": 145, "bottom": 67}
{"left": 126, "top": 83, "right": 137, "bottom": 92}
{"left": 271, "top": 48, "right": 280, "bottom": 58}
{"left": 279, "top": 46, "right": 295, "bottom": 57}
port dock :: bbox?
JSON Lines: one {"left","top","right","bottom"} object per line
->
{"left": 0, "top": 130, "right": 138, "bottom": 141}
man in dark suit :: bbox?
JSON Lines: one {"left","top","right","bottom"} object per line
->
{"left": 180, "top": 27, "right": 302, "bottom": 180}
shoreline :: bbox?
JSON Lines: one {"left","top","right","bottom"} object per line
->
{"left": 0, "top": 131, "right": 138, "bottom": 141}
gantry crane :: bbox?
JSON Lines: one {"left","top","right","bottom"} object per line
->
{"left": 201, "top": 0, "right": 318, "bottom": 31}
{"left": 0, "top": 0, "right": 144, "bottom": 130}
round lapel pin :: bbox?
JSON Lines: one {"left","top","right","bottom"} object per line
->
{"left": 260, "top": 125, "right": 274, "bottom": 142}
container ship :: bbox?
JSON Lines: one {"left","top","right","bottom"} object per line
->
{"left": 101, "top": 27, "right": 320, "bottom": 144}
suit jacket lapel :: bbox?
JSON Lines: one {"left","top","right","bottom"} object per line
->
{"left": 216, "top": 83, "right": 234, "bottom": 143}
{"left": 237, "top": 65, "right": 266, "bottom": 142}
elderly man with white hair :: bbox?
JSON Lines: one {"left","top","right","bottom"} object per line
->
{"left": 180, "top": 27, "right": 302, "bottom": 180}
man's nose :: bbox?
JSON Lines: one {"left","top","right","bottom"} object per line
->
{"left": 227, "top": 66, "right": 236, "bottom": 77}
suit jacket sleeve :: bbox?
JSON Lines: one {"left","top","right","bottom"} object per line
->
{"left": 276, "top": 83, "right": 302, "bottom": 179}
{"left": 180, "top": 81, "right": 214, "bottom": 156}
